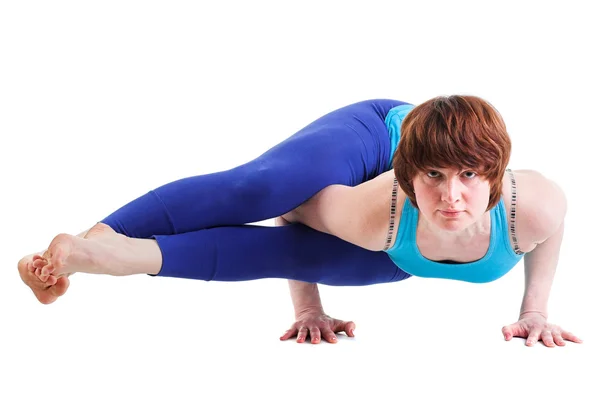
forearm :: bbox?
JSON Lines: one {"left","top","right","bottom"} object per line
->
{"left": 287, "top": 279, "right": 325, "bottom": 317}
{"left": 520, "top": 221, "right": 564, "bottom": 318}
{"left": 274, "top": 216, "right": 325, "bottom": 317}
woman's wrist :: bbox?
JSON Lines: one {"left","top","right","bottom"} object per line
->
{"left": 295, "top": 305, "right": 325, "bottom": 319}
{"left": 288, "top": 280, "right": 324, "bottom": 317}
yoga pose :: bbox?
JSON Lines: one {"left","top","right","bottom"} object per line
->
{"left": 18, "top": 95, "right": 582, "bottom": 347}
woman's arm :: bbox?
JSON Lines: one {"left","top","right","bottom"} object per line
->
{"left": 275, "top": 216, "right": 356, "bottom": 344}
{"left": 274, "top": 216, "right": 325, "bottom": 316}
{"left": 519, "top": 178, "right": 567, "bottom": 318}
{"left": 283, "top": 185, "right": 363, "bottom": 237}
{"left": 520, "top": 220, "right": 564, "bottom": 319}
{"left": 502, "top": 175, "right": 581, "bottom": 346}
{"left": 283, "top": 172, "right": 395, "bottom": 251}
{"left": 287, "top": 279, "right": 325, "bottom": 317}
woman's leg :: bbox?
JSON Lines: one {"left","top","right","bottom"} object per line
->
{"left": 37, "top": 222, "right": 410, "bottom": 286}
{"left": 99, "top": 99, "right": 410, "bottom": 238}
{"left": 150, "top": 223, "right": 410, "bottom": 285}
{"left": 22, "top": 99, "right": 410, "bottom": 304}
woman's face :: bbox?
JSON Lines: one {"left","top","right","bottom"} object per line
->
{"left": 412, "top": 167, "right": 490, "bottom": 232}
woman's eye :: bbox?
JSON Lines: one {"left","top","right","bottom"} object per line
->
{"left": 426, "top": 171, "right": 440, "bottom": 178}
{"left": 463, "top": 171, "right": 477, "bottom": 179}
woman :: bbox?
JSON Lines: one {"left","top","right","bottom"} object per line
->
{"left": 18, "top": 95, "right": 582, "bottom": 347}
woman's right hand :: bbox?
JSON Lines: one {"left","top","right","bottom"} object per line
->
{"left": 280, "top": 310, "right": 356, "bottom": 344}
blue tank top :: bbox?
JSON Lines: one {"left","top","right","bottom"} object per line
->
{"left": 384, "top": 104, "right": 415, "bottom": 168}
{"left": 382, "top": 104, "right": 525, "bottom": 283}
{"left": 384, "top": 197, "right": 524, "bottom": 283}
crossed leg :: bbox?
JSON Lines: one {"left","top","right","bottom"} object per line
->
{"left": 19, "top": 99, "right": 412, "bottom": 303}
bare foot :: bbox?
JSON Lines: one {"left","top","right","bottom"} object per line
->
{"left": 37, "top": 223, "right": 134, "bottom": 278}
{"left": 19, "top": 223, "right": 122, "bottom": 304}
{"left": 21, "top": 222, "right": 161, "bottom": 304}
{"left": 18, "top": 253, "right": 71, "bottom": 305}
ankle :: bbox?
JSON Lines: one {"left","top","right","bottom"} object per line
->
{"left": 122, "top": 237, "right": 163, "bottom": 275}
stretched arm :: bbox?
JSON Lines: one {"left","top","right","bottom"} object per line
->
{"left": 520, "top": 220, "right": 564, "bottom": 319}
{"left": 274, "top": 216, "right": 324, "bottom": 316}
{"left": 503, "top": 176, "right": 582, "bottom": 346}
{"left": 519, "top": 176, "right": 567, "bottom": 319}
{"left": 275, "top": 216, "right": 356, "bottom": 344}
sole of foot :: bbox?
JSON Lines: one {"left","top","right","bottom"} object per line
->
{"left": 19, "top": 223, "right": 118, "bottom": 304}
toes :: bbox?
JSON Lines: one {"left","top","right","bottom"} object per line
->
{"left": 34, "top": 266, "right": 50, "bottom": 283}
{"left": 30, "top": 277, "right": 67, "bottom": 305}
{"left": 46, "top": 275, "right": 58, "bottom": 286}
{"left": 27, "top": 261, "right": 36, "bottom": 273}
{"left": 50, "top": 277, "right": 70, "bottom": 297}
{"left": 41, "top": 265, "right": 55, "bottom": 276}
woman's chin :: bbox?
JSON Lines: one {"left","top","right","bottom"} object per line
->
{"left": 435, "top": 215, "right": 469, "bottom": 231}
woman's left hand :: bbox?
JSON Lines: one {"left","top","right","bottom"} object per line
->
{"left": 501, "top": 311, "right": 583, "bottom": 347}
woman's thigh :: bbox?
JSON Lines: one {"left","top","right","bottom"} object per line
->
{"left": 101, "top": 99, "right": 408, "bottom": 237}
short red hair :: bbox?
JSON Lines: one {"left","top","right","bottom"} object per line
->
{"left": 393, "top": 95, "right": 511, "bottom": 211}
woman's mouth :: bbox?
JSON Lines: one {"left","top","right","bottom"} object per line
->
{"left": 440, "top": 210, "right": 463, "bottom": 217}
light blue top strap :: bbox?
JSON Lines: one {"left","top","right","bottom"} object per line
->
{"left": 384, "top": 104, "right": 415, "bottom": 168}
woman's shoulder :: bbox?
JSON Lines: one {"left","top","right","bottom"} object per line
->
{"left": 503, "top": 169, "right": 567, "bottom": 249}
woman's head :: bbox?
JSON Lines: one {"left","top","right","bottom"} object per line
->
{"left": 392, "top": 95, "right": 511, "bottom": 230}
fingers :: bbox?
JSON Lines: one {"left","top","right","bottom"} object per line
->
{"left": 309, "top": 327, "right": 321, "bottom": 344}
{"left": 560, "top": 330, "right": 583, "bottom": 344}
{"left": 281, "top": 318, "right": 357, "bottom": 344}
{"left": 342, "top": 321, "right": 356, "bottom": 337}
{"left": 320, "top": 328, "right": 338, "bottom": 344}
{"left": 529, "top": 329, "right": 573, "bottom": 347}
{"left": 526, "top": 328, "right": 542, "bottom": 346}
{"left": 552, "top": 331, "right": 566, "bottom": 346}
{"left": 280, "top": 327, "right": 298, "bottom": 341}
{"left": 279, "top": 326, "right": 314, "bottom": 343}
{"left": 540, "top": 330, "right": 556, "bottom": 347}
{"left": 296, "top": 326, "right": 309, "bottom": 343}
{"left": 280, "top": 326, "right": 339, "bottom": 344}
{"left": 331, "top": 319, "right": 356, "bottom": 337}
{"left": 501, "top": 323, "right": 527, "bottom": 341}
{"left": 515, "top": 327, "right": 582, "bottom": 347}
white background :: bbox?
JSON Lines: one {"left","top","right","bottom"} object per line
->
{"left": 1, "top": 1, "right": 598, "bottom": 399}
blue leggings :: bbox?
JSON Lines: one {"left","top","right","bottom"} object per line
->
{"left": 100, "top": 99, "right": 412, "bottom": 286}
